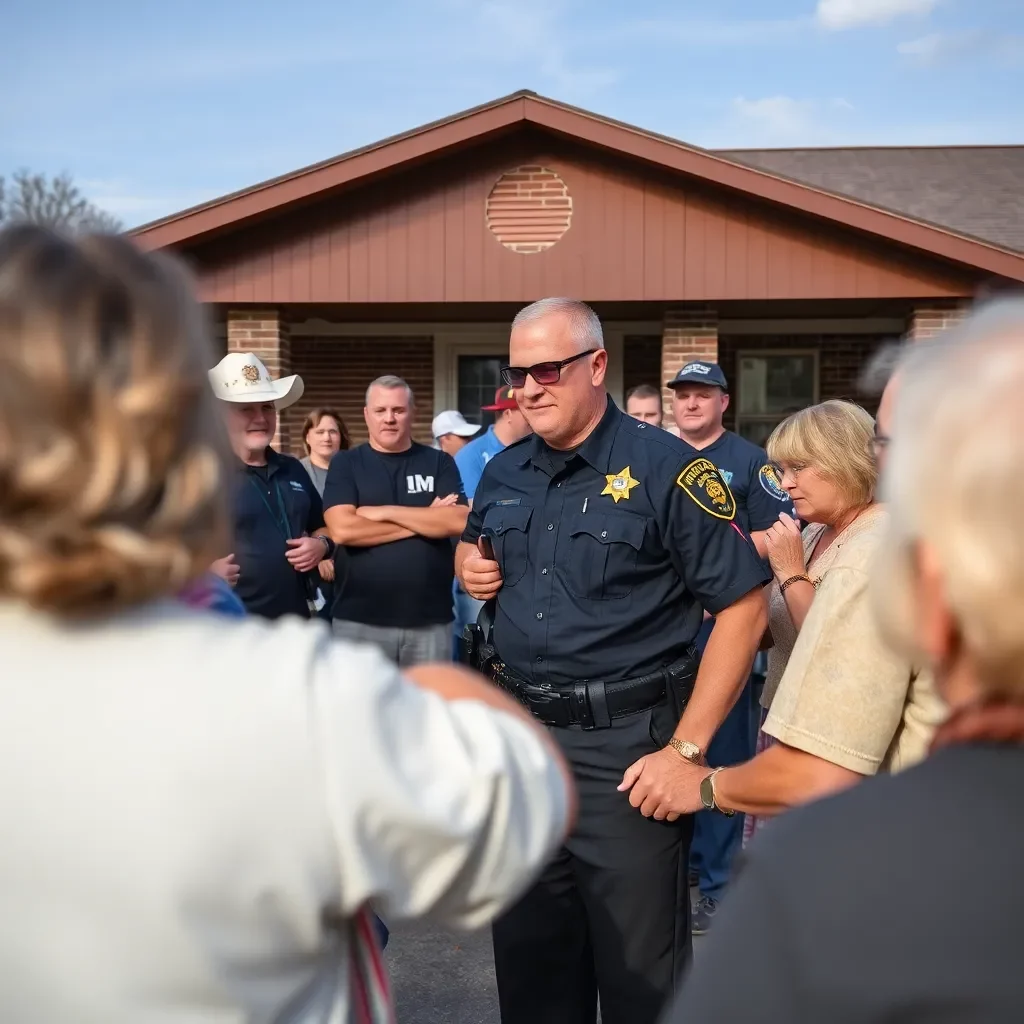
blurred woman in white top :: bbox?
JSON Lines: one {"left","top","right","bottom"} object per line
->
{"left": 0, "top": 224, "right": 574, "bottom": 1024}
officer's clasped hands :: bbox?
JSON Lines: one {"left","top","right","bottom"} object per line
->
{"left": 617, "top": 746, "right": 709, "bottom": 821}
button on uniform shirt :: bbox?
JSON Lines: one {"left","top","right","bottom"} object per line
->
{"left": 462, "top": 398, "right": 770, "bottom": 684}
{"left": 698, "top": 430, "right": 795, "bottom": 535}
{"left": 455, "top": 425, "right": 508, "bottom": 501}
{"left": 324, "top": 442, "right": 467, "bottom": 628}
{"left": 232, "top": 449, "right": 326, "bottom": 620}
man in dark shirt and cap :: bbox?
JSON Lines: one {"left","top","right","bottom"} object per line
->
{"left": 456, "top": 298, "right": 768, "bottom": 1024}
{"left": 666, "top": 359, "right": 795, "bottom": 933}
{"left": 208, "top": 352, "right": 333, "bottom": 619}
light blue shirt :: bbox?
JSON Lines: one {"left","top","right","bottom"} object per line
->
{"left": 455, "top": 425, "right": 506, "bottom": 500}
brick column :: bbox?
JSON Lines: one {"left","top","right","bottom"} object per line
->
{"left": 226, "top": 309, "right": 293, "bottom": 452}
{"left": 906, "top": 304, "right": 967, "bottom": 342}
{"left": 661, "top": 308, "right": 718, "bottom": 429}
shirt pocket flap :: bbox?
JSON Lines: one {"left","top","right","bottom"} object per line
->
{"left": 569, "top": 513, "right": 646, "bottom": 549}
{"left": 485, "top": 504, "right": 534, "bottom": 536}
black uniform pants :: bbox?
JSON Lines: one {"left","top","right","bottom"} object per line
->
{"left": 492, "top": 699, "right": 693, "bottom": 1024}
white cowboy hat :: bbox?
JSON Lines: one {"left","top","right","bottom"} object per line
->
{"left": 208, "top": 352, "right": 304, "bottom": 409}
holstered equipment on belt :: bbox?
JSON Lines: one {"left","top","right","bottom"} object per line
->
{"left": 489, "top": 647, "right": 699, "bottom": 731}
{"left": 460, "top": 600, "right": 499, "bottom": 676}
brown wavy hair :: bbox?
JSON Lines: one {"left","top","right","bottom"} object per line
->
{"left": 301, "top": 407, "right": 351, "bottom": 455}
{"left": 0, "top": 224, "right": 231, "bottom": 615}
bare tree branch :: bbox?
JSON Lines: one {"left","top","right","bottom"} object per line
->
{"left": 0, "top": 170, "right": 122, "bottom": 234}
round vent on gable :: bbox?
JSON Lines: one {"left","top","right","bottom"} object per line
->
{"left": 485, "top": 166, "right": 573, "bottom": 254}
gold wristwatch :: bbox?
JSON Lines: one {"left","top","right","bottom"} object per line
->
{"left": 700, "top": 768, "right": 735, "bottom": 817}
{"left": 668, "top": 738, "right": 704, "bottom": 764}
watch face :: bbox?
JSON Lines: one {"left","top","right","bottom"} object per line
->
{"left": 699, "top": 773, "right": 715, "bottom": 811}
{"left": 677, "top": 740, "right": 702, "bottom": 760}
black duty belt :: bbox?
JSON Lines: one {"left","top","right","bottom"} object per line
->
{"left": 492, "top": 649, "right": 698, "bottom": 730}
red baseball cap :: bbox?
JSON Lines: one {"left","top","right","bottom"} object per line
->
{"left": 481, "top": 385, "right": 519, "bottom": 411}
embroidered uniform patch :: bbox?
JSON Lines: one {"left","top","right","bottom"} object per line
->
{"left": 758, "top": 464, "right": 789, "bottom": 502}
{"left": 602, "top": 466, "right": 640, "bottom": 504}
{"left": 676, "top": 458, "right": 736, "bottom": 520}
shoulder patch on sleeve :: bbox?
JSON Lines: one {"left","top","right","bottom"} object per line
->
{"left": 758, "top": 463, "right": 790, "bottom": 502}
{"left": 676, "top": 457, "right": 737, "bottom": 521}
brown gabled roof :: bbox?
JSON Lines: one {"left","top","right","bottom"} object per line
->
{"left": 719, "top": 146, "right": 1024, "bottom": 255}
{"left": 132, "top": 90, "right": 1024, "bottom": 282}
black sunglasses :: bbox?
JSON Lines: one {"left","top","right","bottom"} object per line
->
{"left": 500, "top": 349, "right": 598, "bottom": 388}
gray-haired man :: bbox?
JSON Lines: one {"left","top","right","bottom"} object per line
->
{"left": 323, "top": 375, "right": 469, "bottom": 666}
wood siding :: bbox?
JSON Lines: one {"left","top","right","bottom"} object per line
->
{"left": 189, "top": 135, "right": 975, "bottom": 304}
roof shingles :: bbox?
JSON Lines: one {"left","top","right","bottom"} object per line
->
{"left": 718, "top": 147, "right": 1024, "bottom": 255}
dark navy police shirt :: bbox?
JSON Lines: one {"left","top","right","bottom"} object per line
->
{"left": 462, "top": 398, "right": 770, "bottom": 685}
{"left": 697, "top": 430, "right": 795, "bottom": 534}
{"left": 232, "top": 449, "right": 326, "bottom": 620}
{"left": 324, "top": 442, "right": 466, "bottom": 629}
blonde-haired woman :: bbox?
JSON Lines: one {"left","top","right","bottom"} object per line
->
{"left": 668, "top": 302, "right": 1024, "bottom": 1021}
{"left": 0, "top": 224, "right": 573, "bottom": 1023}
{"left": 661, "top": 398, "right": 941, "bottom": 822}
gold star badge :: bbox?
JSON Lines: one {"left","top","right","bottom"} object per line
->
{"left": 602, "top": 466, "right": 640, "bottom": 503}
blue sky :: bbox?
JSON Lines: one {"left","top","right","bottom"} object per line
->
{"left": 2, "top": 0, "right": 1021, "bottom": 227}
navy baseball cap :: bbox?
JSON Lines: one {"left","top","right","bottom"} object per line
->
{"left": 665, "top": 361, "right": 728, "bottom": 391}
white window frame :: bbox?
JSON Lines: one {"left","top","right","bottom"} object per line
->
{"left": 734, "top": 347, "right": 820, "bottom": 442}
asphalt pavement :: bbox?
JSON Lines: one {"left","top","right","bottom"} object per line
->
{"left": 387, "top": 909, "right": 705, "bottom": 1024}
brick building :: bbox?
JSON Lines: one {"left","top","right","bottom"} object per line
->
{"left": 133, "top": 91, "right": 1024, "bottom": 452}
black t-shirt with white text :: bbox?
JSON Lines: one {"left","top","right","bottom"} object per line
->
{"left": 323, "top": 442, "right": 466, "bottom": 628}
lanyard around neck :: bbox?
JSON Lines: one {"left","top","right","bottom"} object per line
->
{"left": 249, "top": 473, "right": 292, "bottom": 541}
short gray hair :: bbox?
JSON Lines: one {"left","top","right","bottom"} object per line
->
{"left": 875, "top": 297, "right": 1024, "bottom": 696}
{"left": 511, "top": 298, "right": 605, "bottom": 352}
{"left": 858, "top": 340, "right": 905, "bottom": 398}
{"left": 365, "top": 374, "right": 414, "bottom": 407}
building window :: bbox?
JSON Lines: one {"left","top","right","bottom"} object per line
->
{"left": 457, "top": 355, "right": 504, "bottom": 428}
{"left": 735, "top": 350, "right": 818, "bottom": 448}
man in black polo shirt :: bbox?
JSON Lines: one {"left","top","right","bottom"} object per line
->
{"left": 457, "top": 299, "right": 768, "bottom": 1024}
{"left": 209, "top": 352, "right": 334, "bottom": 620}
{"left": 667, "top": 359, "right": 795, "bottom": 934}
{"left": 324, "top": 375, "right": 469, "bottom": 666}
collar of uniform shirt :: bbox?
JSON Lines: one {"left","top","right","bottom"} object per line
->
{"left": 516, "top": 395, "right": 620, "bottom": 475}
{"left": 243, "top": 447, "right": 286, "bottom": 476}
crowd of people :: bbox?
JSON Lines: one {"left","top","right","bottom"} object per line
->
{"left": 1, "top": 222, "right": 1022, "bottom": 1023}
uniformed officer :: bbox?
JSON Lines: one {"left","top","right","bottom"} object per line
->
{"left": 666, "top": 359, "right": 795, "bottom": 933}
{"left": 456, "top": 298, "right": 769, "bottom": 1024}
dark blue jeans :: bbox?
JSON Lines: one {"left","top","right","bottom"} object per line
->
{"left": 689, "top": 619, "right": 761, "bottom": 901}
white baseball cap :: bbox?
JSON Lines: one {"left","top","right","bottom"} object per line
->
{"left": 208, "top": 352, "right": 304, "bottom": 409}
{"left": 432, "top": 410, "right": 481, "bottom": 439}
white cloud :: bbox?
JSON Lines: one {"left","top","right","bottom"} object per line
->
{"left": 816, "top": 0, "right": 938, "bottom": 31}
{"left": 732, "top": 96, "right": 817, "bottom": 139}
{"left": 434, "top": 0, "right": 619, "bottom": 98}
{"left": 727, "top": 95, "right": 856, "bottom": 145}
{"left": 898, "top": 30, "right": 1024, "bottom": 67}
